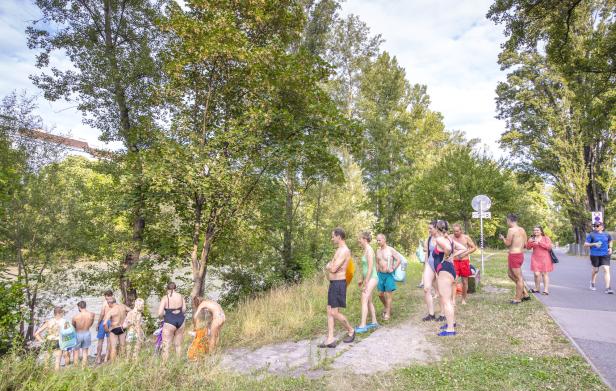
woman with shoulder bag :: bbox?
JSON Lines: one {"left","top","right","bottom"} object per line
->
{"left": 526, "top": 226, "right": 554, "bottom": 295}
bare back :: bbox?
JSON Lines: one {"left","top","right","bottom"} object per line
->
{"left": 508, "top": 226, "right": 527, "bottom": 253}
{"left": 72, "top": 310, "right": 95, "bottom": 332}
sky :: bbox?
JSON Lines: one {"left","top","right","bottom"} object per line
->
{"left": 0, "top": 0, "right": 508, "bottom": 154}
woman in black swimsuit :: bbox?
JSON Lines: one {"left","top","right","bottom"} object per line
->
{"left": 433, "top": 220, "right": 466, "bottom": 337}
{"left": 157, "top": 282, "right": 186, "bottom": 361}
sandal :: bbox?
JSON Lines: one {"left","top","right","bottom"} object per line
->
{"left": 317, "top": 341, "right": 337, "bottom": 348}
{"left": 437, "top": 330, "right": 456, "bottom": 337}
{"left": 343, "top": 331, "right": 355, "bottom": 343}
{"left": 530, "top": 289, "right": 540, "bottom": 293}
{"left": 521, "top": 296, "right": 531, "bottom": 302}
{"left": 382, "top": 314, "right": 390, "bottom": 321}
{"left": 510, "top": 300, "right": 521, "bottom": 305}
{"left": 542, "top": 291, "right": 549, "bottom": 295}
{"left": 354, "top": 326, "right": 369, "bottom": 334}
{"left": 439, "top": 323, "right": 457, "bottom": 330}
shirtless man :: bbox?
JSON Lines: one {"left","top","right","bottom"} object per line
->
{"left": 95, "top": 290, "right": 113, "bottom": 364}
{"left": 318, "top": 227, "right": 355, "bottom": 348}
{"left": 72, "top": 301, "right": 95, "bottom": 367}
{"left": 451, "top": 224, "right": 477, "bottom": 305}
{"left": 499, "top": 213, "right": 530, "bottom": 304}
{"left": 103, "top": 297, "right": 129, "bottom": 361}
{"left": 375, "top": 234, "right": 403, "bottom": 321}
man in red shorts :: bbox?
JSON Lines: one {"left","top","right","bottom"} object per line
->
{"left": 452, "top": 224, "right": 477, "bottom": 305}
{"left": 499, "top": 213, "right": 530, "bottom": 304}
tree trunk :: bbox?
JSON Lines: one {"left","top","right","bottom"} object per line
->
{"left": 311, "top": 180, "right": 323, "bottom": 262}
{"left": 103, "top": 0, "right": 144, "bottom": 306}
{"left": 282, "top": 169, "right": 295, "bottom": 280}
{"left": 190, "top": 225, "right": 214, "bottom": 301}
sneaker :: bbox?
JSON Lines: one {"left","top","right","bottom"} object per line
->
{"left": 606, "top": 288, "right": 614, "bottom": 294}
{"left": 590, "top": 283, "right": 597, "bottom": 291}
{"left": 366, "top": 322, "right": 379, "bottom": 330}
{"left": 422, "top": 314, "right": 436, "bottom": 322}
{"left": 439, "top": 323, "right": 457, "bottom": 330}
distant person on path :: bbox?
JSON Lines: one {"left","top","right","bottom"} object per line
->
{"left": 375, "top": 234, "right": 403, "bottom": 321}
{"left": 451, "top": 224, "right": 477, "bottom": 305}
{"left": 123, "top": 298, "right": 146, "bottom": 359}
{"left": 584, "top": 222, "right": 613, "bottom": 294}
{"left": 95, "top": 290, "right": 113, "bottom": 364}
{"left": 319, "top": 227, "right": 355, "bottom": 348}
{"left": 103, "top": 297, "right": 129, "bottom": 362}
{"left": 355, "top": 231, "right": 379, "bottom": 333}
{"left": 422, "top": 221, "right": 443, "bottom": 322}
{"left": 158, "top": 282, "right": 187, "bottom": 361}
{"left": 433, "top": 220, "right": 466, "bottom": 336}
{"left": 499, "top": 213, "right": 530, "bottom": 304}
{"left": 526, "top": 226, "right": 554, "bottom": 295}
{"left": 72, "top": 300, "right": 95, "bottom": 367}
{"left": 190, "top": 296, "right": 226, "bottom": 358}
{"left": 34, "top": 306, "right": 66, "bottom": 370}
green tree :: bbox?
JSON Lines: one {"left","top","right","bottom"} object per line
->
{"left": 152, "top": 0, "right": 349, "bottom": 298}
{"left": 357, "top": 52, "right": 448, "bottom": 244}
{"left": 27, "top": 0, "right": 168, "bottom": 305}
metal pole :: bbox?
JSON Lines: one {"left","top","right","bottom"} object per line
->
{"left": 480, "top": 201, "right": 485, "bottom": 275}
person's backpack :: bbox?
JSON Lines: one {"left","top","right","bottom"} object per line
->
{"left": 393, "top": 254, "right": 408, "bottom": 282}
{"left": 59, "top": 320, "right": 77, "bottom": 350}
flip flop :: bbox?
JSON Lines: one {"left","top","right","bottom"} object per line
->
{"left": 437, "top": 330, "right": 456, "bottom": 337}
{"left": 317, "top": 341, "right": 337, "bottom": 348}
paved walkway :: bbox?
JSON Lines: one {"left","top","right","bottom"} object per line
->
{"left": 523, "top": 250, "right": 616, "bottom": 390}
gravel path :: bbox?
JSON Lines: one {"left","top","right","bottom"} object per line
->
{"left": 220, "top": 319, "right": 439, "bottom": 377}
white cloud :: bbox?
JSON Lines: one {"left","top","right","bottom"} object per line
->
{"left": 340, "top": 0, "right": 508, "bottom": 154}
{"left": 0, "top": 0, "right": 112, "bottom": 150}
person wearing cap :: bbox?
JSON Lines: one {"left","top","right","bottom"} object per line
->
{"left": 584, "top": 221, "right": 613, "bottom": 294}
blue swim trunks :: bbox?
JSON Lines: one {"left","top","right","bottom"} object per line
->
{"left": 97, "top": 320, "right": 111, "bottom": 340}
{"left": 377, "top": 272, "right": 397, "bottom": 292}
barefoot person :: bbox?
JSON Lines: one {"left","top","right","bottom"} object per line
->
{"left": 433, "top": 221, "right": 466, "bottom": 336}
{"left": 123, "top": 298, "right": 146, "bottom": 359}
{"left": 95, "top": 290, "right": 113, "bottom": 364}
{"left": 319, "top": 227, "right": 355, "bottom": 348}
{"left": 71, "top": 301, "right": 95, "bottom": 367}
{"left": 422, "top": 221, "right": 443, "bottom": 321}
{"left": 584, "top": 222, "right": 613, "bottom": 294}
{"left": 499, "top": 213, "right": 530, "bottom": 304}
{"left": 526, "top": 226, "right": 554, "bottom": 295}
{"left": 158, "top": 282, "right": 186, "bottom": 361}
{"left": 189, "top": 296, "right": 226, "bottom": 359}
{"left": 34, "top": 306, "right": 66, "bottom": 370}
{"left": 375, "top": 234, "right": 403, "bottom": 321}
{"left": 451, "top": 224, "right": 477, "bottom": 305}
{"left": 355, "top": 231, "right": 378, "bottom": 334}
{"left": 103, "top": 297, "right": 129, "bottom": 362}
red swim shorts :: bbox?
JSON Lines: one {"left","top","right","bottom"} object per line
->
{"left": 454, "top": 259, "right": 471, "bottom": 277}
{"left": 508, "top": 253, "right": 524, "bottom": 269}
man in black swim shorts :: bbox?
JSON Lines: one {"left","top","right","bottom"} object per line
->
{"left": 319, "top": 228, "right": 355, "bottom": 348}
{"left": 103, "top": 298, "right": 129, "bottom": 362}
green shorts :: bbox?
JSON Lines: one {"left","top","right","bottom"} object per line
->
{"left": 377, "top": 272, "right": 397, "bottom": 292}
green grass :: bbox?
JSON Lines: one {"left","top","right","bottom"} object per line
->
{"left": 0, "top": 253, "right": 609, "bottom": 390}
